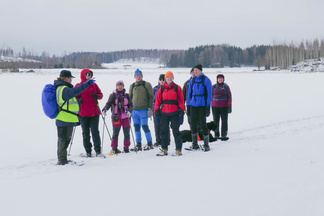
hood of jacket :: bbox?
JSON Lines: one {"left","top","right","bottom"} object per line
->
{"left": 80, "top": 69, "right": 93, "bottom": 83}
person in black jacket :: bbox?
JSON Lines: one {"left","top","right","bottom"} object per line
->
{"left": 182, "top": 67, "right": 195, "bottom": 125}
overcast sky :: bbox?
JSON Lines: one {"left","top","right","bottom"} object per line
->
{"left": 1, "top": 0, "right": 323, "bottom": 55}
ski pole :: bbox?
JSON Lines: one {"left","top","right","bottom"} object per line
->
{"left": 96, "top": 101, "right": 112, "bottom": 140}
{"left": 68, "top": 126, "right": 76, "bottom": 156}
{"left": 126, "top": 109, "right": 137, "bottom": 153}
{"left": 101, "top": 115, "right": 105, "bottom": 151}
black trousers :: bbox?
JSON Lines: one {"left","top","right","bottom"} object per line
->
{"left": 80, "top": 115, "right": 101, "bottom": 154}
{"left": 212, "top": 107, "right": 228, "bottom": 137}
{"left": 190, "top": 106, "right": 208, "bottom": 135}
{"left": 153, "top": 114, "right": 161, "bottom": 144}
{"left": 160, "top": 112, "right": 182, "bottom": 151}
{"left": 57, "top": 126, "right": 73, "bottom": 162}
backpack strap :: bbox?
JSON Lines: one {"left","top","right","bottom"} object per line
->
{"left": 160, "top": 84, "right": 181, "bottom": 110}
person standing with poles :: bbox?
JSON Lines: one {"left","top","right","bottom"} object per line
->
{"left": 54, "top": 70, "right": 95, "bottom": 165}
{"left": 212, "top": 74, "right": 232, "bottom": 140}
{"left": 154, "top": 71, "right": 185, "bottom": 156}
{"left": 75, "top": 69, "right": 104, "bottom": 157}
{"left": 129, "top": 69, "right": 154, "bottom": 151}
{"left": 102, "top": 80, "right": 133, "bottom": 154}
{"left": 152, "top": 74, "right": 165, "bottom": 147}
{"left": 186, "top": 64, "right": 213, "bottom": 152}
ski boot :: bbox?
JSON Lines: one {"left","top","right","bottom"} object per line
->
{"left": 131, "top": 143, "right": 142, "bottom": 151}
{"left": 171, "top": 150, "right": 182, "bottom": 156}
{"left": 143, "top": 142, "right": 154, "bottom": 151}
{"left": 185, "top": 133, "right": 200, "bottom": 151}
{"left": 202, "top": 135, "right": 210, "bottom": 152}
{"left": 156, "top": 148, "right": 168, "bottom": 156}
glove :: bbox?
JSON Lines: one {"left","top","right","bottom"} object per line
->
{"left": 79, "top": 98, "right": 84, "bottom": 104}
{"left": 102, "top": 109, "right": 107, "bottom": 116}
{"left": 127, "top": 112, "right": 132, "bottom": 118}
{"left": 227, "top": 106, "right": 232, "bottom": 114}
{"left": 155, "top": 114, "right": 161, "bottom": 125}
{"left": 178, "top": 114, "right": 184, "bottom": 125}
{"left": 147, "top": 108, "right": 153, "bottom": 118}
{"left": 205, "top": 106, "right": 210, "bottom": 117}
{"left": 92, "top": 93, "right": 99, "bottom": 100}
{"left": 186, "top": 105, "right": 191, "bottom": 116}
{"left": 88, "top": 78, "right": 96, "bottom": 85}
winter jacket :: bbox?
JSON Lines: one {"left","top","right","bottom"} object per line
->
{"left": 103, "top": 89, "right": 133, "bottom": 120}
{"left": 129, "top": 80, "right": 153, "bottom": 110}
{"left": 187, "top": 73, "right": 212, "bottom": 107}
{"left": 212, "top": 82, "right": 232, "bottom": 107}
{"left": 53, "top": 79, "right": 90, "bottom": 127}
{"left": 75, "top": 69, "right": 103, "bottom": 117}
{"left": 153, "top": 83, "right": 162, "bottom": 110}
{"left": 154, "top": 82, "right": 185, "bottom": 115}
{"left": 182, "top": 77, "right": 192, "bottom": 104}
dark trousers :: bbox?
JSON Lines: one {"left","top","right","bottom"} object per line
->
{"left": 212, "top": 107, "right": 228, "bottom": 136}
{"left": 190, "top": 106, "right": 208, "bottom": 135}
{"left": 80, "top": 115, "right": 101, "bottom": 154}
{"left": 153, "top": 114, "right": 161, "bottom": 144}
{"left": 160, "top": 112, "right": 182, "bottom": 151}
{"left": 57, "top": 126, "right": 73, "bottom": 162}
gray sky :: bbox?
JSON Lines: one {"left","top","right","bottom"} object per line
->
{"left": 1, "top": 0, "right": 323, "bottom": 55}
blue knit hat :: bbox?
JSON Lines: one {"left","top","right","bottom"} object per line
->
{"left": 134, "top": 69, "right": 143, "bottom": 78}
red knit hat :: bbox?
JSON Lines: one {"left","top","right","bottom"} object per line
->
{"left": 165, "top": 71, "right": 174, "bottom": 79}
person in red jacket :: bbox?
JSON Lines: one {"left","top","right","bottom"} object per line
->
{"left": 154, "top": 71, "right": 185, "bottom": 156}
{"left": 75, "top": 69, "right": 104, "bottom": 157}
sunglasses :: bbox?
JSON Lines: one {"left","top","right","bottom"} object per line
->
{"left": 86, "top": 72, "right": 92, "bottom": 77}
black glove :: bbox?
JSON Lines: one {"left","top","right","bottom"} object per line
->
{"left": 178, "top": 115, "right": 184, "bottom": 125}
{"left": 79, "top": 98, "right": 84, "bottom": 104}
{"left": 186, "top": 105, "right": 191, "bottom": 116}
{"left": 92, "top": 93, "right": 99, "bottom": 100}
{"left": 155, "top": 114, "right": 161, "bottom": 125}
{"left": 227, "top": 106, "right": 232, "bottom": 114}
{"left": 205, "top": 106, "right": 210, "bottom": 117}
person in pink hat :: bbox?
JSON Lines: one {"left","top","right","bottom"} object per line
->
{"left": 102, "top": 80, "right": 133, "bottom": 154}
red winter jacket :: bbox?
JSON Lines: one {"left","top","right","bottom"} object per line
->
{"left": 75, "top": 69, "right": 103, "bottom": 117}
{"left": 154, "top": 82, "right": 185, "bottom": 114}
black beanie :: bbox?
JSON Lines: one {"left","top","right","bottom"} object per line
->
{"left": 193, "top": 64, "right": 203, "bottom": 71}
{"left": 190, "top": 67, "right": 194, "bottom": 73}
{"left": 159, "top": 74, "right": 165, "bottom": 81}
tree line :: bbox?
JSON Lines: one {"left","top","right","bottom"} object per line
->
{"left": 1, "top": 38, "right": 324, "bottom": 70}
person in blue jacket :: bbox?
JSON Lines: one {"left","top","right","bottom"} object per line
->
{"left": 186, "top": 64, "right": 212, "bottom": 152}
{"left": 54, "top": 70, "right": 95, "bottom": 165}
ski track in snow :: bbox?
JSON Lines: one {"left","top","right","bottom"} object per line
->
{"left": 2, "top": 114, "right": 324, "bottom": 178}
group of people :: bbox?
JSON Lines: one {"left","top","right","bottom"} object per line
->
{"left": 52, "top": 64, "right": 232, "bottom": 165}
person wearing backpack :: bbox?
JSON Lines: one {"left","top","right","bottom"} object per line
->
{"left": 182, "top": 67, "right": 195, "bottom": 125}
{"left": 152, "top": 74, "right": 165, "bottom": 147}
{"left": 186, "top": 64, "right": 213, "bottom": 152}
{"left": 129, "top": 69, "right": 154, "bottom": 151}
{"left": 54, "top": 70, "right": 95, "bottom": 165}
{"left": 154, "top": 71, "right": 185, "bottom": 156}
{"left": 102, "top": 80, "right": 133, "bottom": 154}
{"left": 75, "top": 69, "right": 104, "bottom": 157}
{"left": 212, "top": 74, "right": 232, "bottom": 140}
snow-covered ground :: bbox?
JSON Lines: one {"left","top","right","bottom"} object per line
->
{"left": 1, "top": 64, "right": 324, "bottom": 216}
